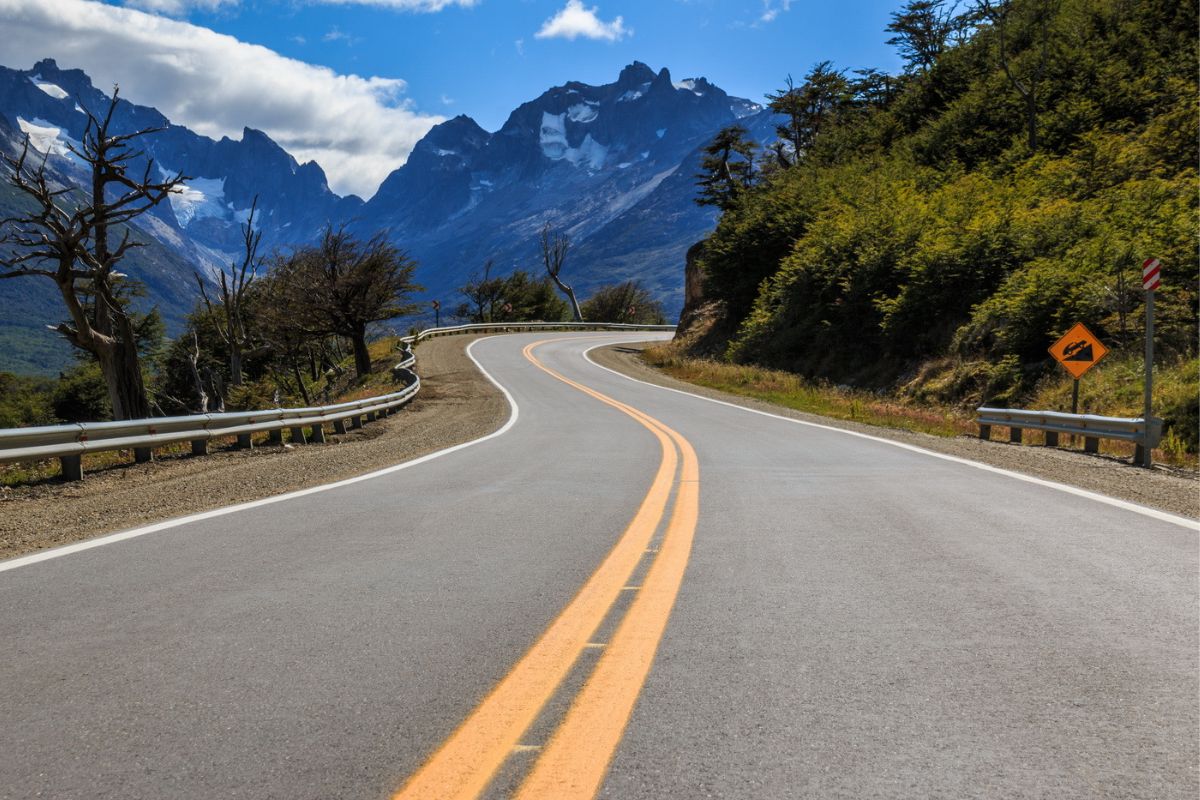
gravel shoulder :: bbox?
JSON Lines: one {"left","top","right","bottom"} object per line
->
{"left": 0, "top": 335, "right": 508, "bottom": 561}
{"left": 592, "top": 342, "right": 1200, "bottom": 521}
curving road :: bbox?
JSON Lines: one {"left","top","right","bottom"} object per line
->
{"left": 2, "top": 332, "right": 1196, "bottom": 799}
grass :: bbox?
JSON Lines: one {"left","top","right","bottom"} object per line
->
{"left": 640, "top": 345, "right": 1198, "bottom": 469}
{"left": 641, "top": 345, "right": 976, "bottom": 439}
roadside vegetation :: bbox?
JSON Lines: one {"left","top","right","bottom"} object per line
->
{"left": 643, "top": 345, "right": 1197, "bottom": 468}
{"left": 685, "top": 0, "right": 1197, "bottom": 456}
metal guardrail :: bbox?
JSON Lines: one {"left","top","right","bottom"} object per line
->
{"left": 0, "top": 322, "right": 675, "bottom": 481}
{"left": 976, "top": 406, "right": 1163, "bottom": 462}
{"left": 403, "top": 321, "right": 676, "bottom": 344}
{"left": 0, "top": 348, "right": 419, "bottom": 480}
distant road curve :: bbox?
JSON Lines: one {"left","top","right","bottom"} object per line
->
{"left": 1, "top": 332, "right": 1195, "bottom": 800}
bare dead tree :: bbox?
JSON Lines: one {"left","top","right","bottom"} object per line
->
{"left": 540, "top": 223, "right": 583, "bottom": 322}
{"left": 195, "top": 196, "right": 263, "bottom": 386}
{"left": 0, "top": 86, "right": 187, "bottom": 419}
{"left": 185, "top": 330, "right": 210, "bottom": 413}
{"left": 976, "top": 0, "right": 1054, "bottom": 152}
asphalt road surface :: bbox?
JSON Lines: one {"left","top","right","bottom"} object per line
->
{"left": 2, "top": 332, "right": 1196, "bottom": 800}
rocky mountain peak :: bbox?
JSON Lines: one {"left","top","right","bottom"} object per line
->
{"left": 616, "top": 61, "right": 657, "bottom": 90}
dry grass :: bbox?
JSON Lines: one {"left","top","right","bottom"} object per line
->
{"left": 641, "top": 345, "right": 975, "bottom": 439}
{"left": 640, "top": 345, "right": 1197, "bottom": 468}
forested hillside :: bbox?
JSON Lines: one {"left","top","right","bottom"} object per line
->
{"left": 684, "top": 0, "right": 1197, "bottom": 446}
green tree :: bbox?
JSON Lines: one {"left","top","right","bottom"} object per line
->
{"left": 284, "top": 228, "right": 423, "bottom": 379}
{"left": 695, "top": 125, "right": 758, "bottom": 209}
{"left": 580, "top": 282, "right": 667, "bottom": 325}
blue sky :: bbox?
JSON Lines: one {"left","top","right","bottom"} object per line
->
{"left": 189, "top": 0, "right": 905, "bottom": 131}
{"left": 0, "top": 0, "right": 905, "bottom": 197}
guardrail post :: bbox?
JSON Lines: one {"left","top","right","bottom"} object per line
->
{"left": 366, "top": 411, "right": 377, "bottom": 423}
{"left": 350, "top": 416, "right": 363, "bottom": 430}
{"left": 333, "top": 419, "right": 348, "bottom": 435}
{"left": 268, "top": 429, "right": 283, "bottom": 445}
{"left": 134, "top": 446, "right": 153, "bottom": 463}
{"left": 309, "top": 424, "right": 326, "bottom": 444}
{"left": 191, "top": 439, "right": 208, "bottom": 456}
{"left": 1134, "top": 444, "right": 1145, "bottom": 463}
{"left": 235, "top": 433, "right": 253, "bottom": 450}
{"left": 60, "top": 455, "right": 82, "bottom": 482}
{"left": 978, "top": 424, "right": 991, "bottom": 441}
{"left": 1043, "top": 431, "right": 1058, "bottom": 447}
{"left": 289, "top": 426, "right": 306, "bottom": 444}
{"left": 1009, "top": 427, "right": 1023, "bottom": 443}
{"left": 1084, "top": 436, "right": 1099, "bottom": 454}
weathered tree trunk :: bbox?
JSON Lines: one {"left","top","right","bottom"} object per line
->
{"left": 290, "top": 361, "right": 312, "bottom": 405}
{"left": 229, "top": 344, "right": 244, "bottom": 387}
{"left": 187, "top": 332, "right": 210, "bottom": 413}
{"left": 351, "top": 329, "right": 373, "bottom": 378}
{"left": 551, "top": 275, "right": 584, "bottom": 322}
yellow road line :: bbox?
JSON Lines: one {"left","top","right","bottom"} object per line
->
{"left": 516, "top": 404, "right": 700, "bottom": 799}
{"left": 392, "top": 337, "right": 679, "bottom": 800}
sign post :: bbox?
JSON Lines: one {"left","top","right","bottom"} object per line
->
{"left": 1049, "top": 322, "right": 1109, "bottom": 449}
{"left": 1140, "top": 258, "right": 1161, "bottom": 468}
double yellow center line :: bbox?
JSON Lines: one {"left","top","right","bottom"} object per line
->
{"left": 393, "top": 337, "right": 700, "bottom": 800}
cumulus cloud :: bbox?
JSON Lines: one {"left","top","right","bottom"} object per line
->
{"left": 0, "top": 0, "right": 443, "bottom": 198}
{"left": 535, "top": 0, "right": 629, "bottom": 42}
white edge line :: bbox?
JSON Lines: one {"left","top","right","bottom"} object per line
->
{"left": 0, "top": 336, "right": 521, "bottom": 573}
{"left": 580, "top": 340, "right": 1200, "bottom": 532}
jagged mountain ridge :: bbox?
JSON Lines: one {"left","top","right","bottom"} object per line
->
{"left": 356, "top": 61, "right": 769, "bottom": 303}
{"left": 0, "top": 59, "right": 772, "bottom": 373}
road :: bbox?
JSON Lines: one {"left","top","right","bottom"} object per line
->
{"left": 2, "top": 332, "right": 1196, "bottom": 799}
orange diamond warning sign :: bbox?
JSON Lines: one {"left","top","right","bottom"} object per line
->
{"left": 1049, "top": 322, "right": 1109, "bottom": 379}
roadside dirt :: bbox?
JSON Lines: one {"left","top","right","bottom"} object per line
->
{"left": 592, "top": 343, "right": 1200, "bottom": 521}
{"left": 0, "top": 335, "right": 507, "bottom": 560}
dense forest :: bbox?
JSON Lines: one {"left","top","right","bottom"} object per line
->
{"left": 686, "top": 0, "right": 1197, "bottom": 446}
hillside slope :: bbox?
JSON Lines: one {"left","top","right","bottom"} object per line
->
{"left": 684, "top": 0, "right": 1197, "bottom": 444}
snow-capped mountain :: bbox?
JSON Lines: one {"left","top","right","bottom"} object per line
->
{"left": 0, "top": 59, "right": 772, "bottom": 373}
{"left": 356, "top": 61, "right": 769, "bottom": 303}
{"left": 0, "top": 59, "right": 360, "bottom": 265}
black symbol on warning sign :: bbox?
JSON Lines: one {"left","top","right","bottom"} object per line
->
{"left": 1062, "top": 341, "right": 1093, "bottom": 362}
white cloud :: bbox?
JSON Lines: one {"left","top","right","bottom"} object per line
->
{"left": 514, "top": 38, "right": 525, "bottom": 55}
{"left": 0, "top": 0, "right": 444, "bottom": 198}
{"left": 535, "top": 0, "right": 629, "bottom": 42}
{"left": 759, "top": 0, "right": 792, "bottom": 23}
{"left": 440, "top": 93, "right": 454, "bottom": 105}
{"left": 122, "top": 0, "right": 478, "bottom": 12}
{"left": 121, "top": 0, "right": 236, "bottom": 15}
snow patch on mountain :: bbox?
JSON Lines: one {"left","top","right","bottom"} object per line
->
{"left": 566, "top": 134, "right": 607, "bottom": 170}
{"left": 162, "top": 173, "right": 229, "bottom": 228}
{"left": 539, "top": 111, "right": 569, "bottom": 159}
{"left": 617, "top": 84, "right": 650, "bottom": 103}
{"left": 540, "top": 110, "right": 607, "bottom": 170}
{"left": 673, "top": 79, "right": 705, "bottom": 96}
{"left": 730, "top": 98, "right": 764, "bottom": 119}
{"left": 29, "top": 75, "right": 68, "bottom": 100}
{"left": 16, "top": 117, "right": 82, "bottom": 166}
{"left": 567, "top": 102, "right": 599, "bottom": 123}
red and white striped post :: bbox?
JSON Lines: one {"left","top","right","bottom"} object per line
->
{"left": 1140, "top": 258, "right": 1161, "bottom": 467}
